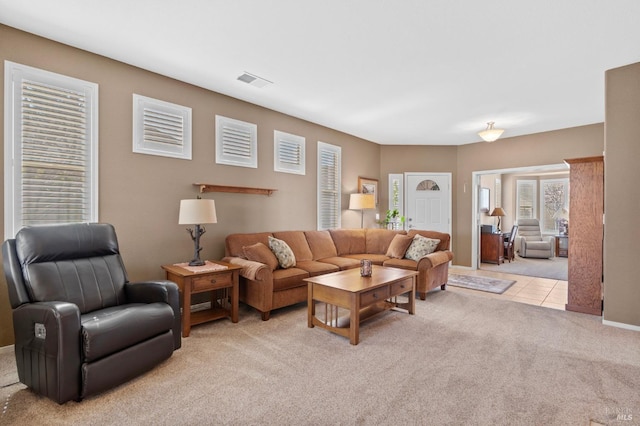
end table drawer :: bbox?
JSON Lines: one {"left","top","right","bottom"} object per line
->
{"left": 192, "top": 272, "right": 233, "bottom": 292}
{"left": 390, "top": 278, "right": 413, "bottom": 296}
{"left": 360, "top": 286, "right": 390, "bottom": 306}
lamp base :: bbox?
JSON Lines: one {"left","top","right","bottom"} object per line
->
{"left": 188, "top": 259, "right": 205, "bottom": 267}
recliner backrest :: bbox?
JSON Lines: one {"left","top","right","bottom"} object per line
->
{"left": 516, "top": 219, "right": 543, "bottom": 242}
{"left": 12, "top": 223, "right": 129, "bottom": 314}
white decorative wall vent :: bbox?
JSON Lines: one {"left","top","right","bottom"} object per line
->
{"left": 274, "top": 130, "right": 305, "bottom": 175}
{"left": 133, "top": 94, "right": 192, "bottom": 160}
{"left": 215, "top": 115, "right": 258, "bottom": 168}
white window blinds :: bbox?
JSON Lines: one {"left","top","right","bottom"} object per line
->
{"left": 516, "top": 180, "right": 536, "bottom": 220}
{"left": 4, "top": 61, "right": 99, "bottom": 237}
{"left": 317, "top": 142, "right": 341, "bottom": 230}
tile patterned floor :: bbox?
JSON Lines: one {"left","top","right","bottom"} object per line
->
{"left": 448, "top": 266, "right": 568, "bottom": 311}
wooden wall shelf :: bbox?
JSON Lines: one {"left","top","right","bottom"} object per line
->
{"left": 194, "top": 183, "right": 277, "bottom": 196}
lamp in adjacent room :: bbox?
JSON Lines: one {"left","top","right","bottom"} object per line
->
{"left": 489, "top": 207, "right": 506, "bottom": 233}
{"left": 178, "top": 198, "right": 217, "bottom": 266}
{"left": 349, "top": 193, "right": 375, "bottom": 228}
{"left": 478, "top": 121, "right": 505, "bottom": 142}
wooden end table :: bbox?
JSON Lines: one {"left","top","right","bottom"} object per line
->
{"left": 162, "top": 261, "right": 241, "bottom": 337}
{"left": 305, "top": 265, "right": 417, "bottom": 345}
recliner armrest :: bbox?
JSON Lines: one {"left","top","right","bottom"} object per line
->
{"left": 125, "top": 281, "right": 181, "bottom": 350}
{"left": 12, "top": 301, "right": 81, "bottom": 404}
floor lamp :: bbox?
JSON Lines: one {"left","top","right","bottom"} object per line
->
{"left": 349, "top": 193, "right": 375, "bottom": 228}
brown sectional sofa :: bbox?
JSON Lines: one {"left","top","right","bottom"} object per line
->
{"left": 222, "top": 228, "right": 454, "bottom": 320}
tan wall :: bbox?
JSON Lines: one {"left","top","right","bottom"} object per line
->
{"left": 604, "top": 62, "right": 640, "bottom": 327}
{"left": 454, "top": 124, "right": 603, "bottom": 266}
{"left": 0, "top": 25, "right": 380, "bottom": 346}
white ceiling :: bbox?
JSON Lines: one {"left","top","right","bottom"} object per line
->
{"left": 2, "top": 0, "right": 640, "bottom": 145}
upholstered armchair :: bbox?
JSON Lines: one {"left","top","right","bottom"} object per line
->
{"left": 515, "top": 219, "right": 555, "bottom": 259}
{"left": 2, "top": 223, "right": 181, "bottom": 404}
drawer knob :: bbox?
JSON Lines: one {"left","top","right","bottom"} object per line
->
{"left": 372, "top": 293, "right": 378, "bottom": 298}
{"left": 210, "top": 279, "right": 217, "bottom": 284}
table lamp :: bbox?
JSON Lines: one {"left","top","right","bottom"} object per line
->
{"left": 179, "top": 198, "right": 217, "bottom": 266}
{"left": 489, "top": 207, "right": 506, "bottom": 233}
{"left": 349, "top": 193, "right": 375, "bottom": 228}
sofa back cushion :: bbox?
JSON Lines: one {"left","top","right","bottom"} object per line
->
{"left": 272, "top": 231, "right": 313, "bottom": 261}
{"left": 329, "top": 229, "right": 366, "bottom": 255}
{"left": 304, "top": 230, "right": 338, "bottom": 259}
{"left": 225, "top": 232, "right": 273, "bottom": 258}
{"left": 365, "top": 229, "right": 406, "bottom": 254}
{"left": 407, "top": 229, "right": 451, "bottom": 252}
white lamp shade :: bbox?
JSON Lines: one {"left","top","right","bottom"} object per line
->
{"left": 478, "top": 122, "right": 505, "bottom": 142}
{"left": 349, "top": 193, "right": 375, "bottom": 210}
{"left": 178, "top": 199, "right": 217, "bottom": 225}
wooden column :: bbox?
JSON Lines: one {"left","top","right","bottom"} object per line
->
{"left": 565, "top": 156, "right": 604, "bottom": 315}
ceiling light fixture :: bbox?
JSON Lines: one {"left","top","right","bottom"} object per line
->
{"left": 478, "top": 121, "right": 504, "bottom": 142}
{"left": 237, "top": 72, "right": 273, "bottom": 88}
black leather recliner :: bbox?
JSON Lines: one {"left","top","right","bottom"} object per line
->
{"left": 2, "top": 223, "right": 181, "bottom": 404}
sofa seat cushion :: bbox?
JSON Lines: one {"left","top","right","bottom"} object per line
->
{"left": 295, "top": 260, "right": 339, "bottom": 277}
{"left": 342, "top": 253, "right": 391, "bottom": 265}
{"left": 383, "top": 258, "right": 418, "bottom": 270}
{"left": 316, "top": 256, "right": 361, "bottom": 270}
{"left": 304, "top": 230, "right": 338, "bottom": 260}
{"left": 81, "top": 303, "right": 174, "bottom": 362}
{"left": 272, "top": 268, "right": 310, "bottom": 291}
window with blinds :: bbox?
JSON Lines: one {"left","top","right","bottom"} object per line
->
{"left": 4, "top": 61, "right": 98, "bottom": 237}
{"left": 516, "top": 180, "right": 537, "bottom": 220}
{"left": 133, "top": 94, "right": 191, "bottom": 159}
{"left": 215, "top": 115, "right": 257, "bottom": 168}
{"left": 274, "top": 130, "right": 305, "bottom": 175}
{"left": 317, "top": 142, "right": 341, "bottom": 230}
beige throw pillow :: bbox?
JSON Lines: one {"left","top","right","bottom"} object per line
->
{"left": 268, "top": 236, "right": 296, "bottom": 268}
{"left": 404, "top": 234, "right": 441, "bottom": 261}
{"left": 385, "top": 234, "right": 414, "bottom": 259}
{"left": 243, "top": 242, "right": 279, "bottom": 271}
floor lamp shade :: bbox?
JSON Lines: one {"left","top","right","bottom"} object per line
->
{"left": 349, "top": 193, "right": 375, "bottom": 228}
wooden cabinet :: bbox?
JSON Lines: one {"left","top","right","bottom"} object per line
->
{"left": 481, "top": 232, "right": 504, "bottom": 264}
{"left": 555, "top": 235, "right": 568, "bottom": 257}
{"left": 565, "top": 156, "right": 604, "bottom": 315}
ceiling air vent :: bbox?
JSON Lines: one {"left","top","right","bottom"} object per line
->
{"left": 237, "top": 72, "right": 272, "bottom": 88}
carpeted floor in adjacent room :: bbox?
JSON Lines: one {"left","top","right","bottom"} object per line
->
{"left": 0, "top": 287, "right": 638, "bottom": 425}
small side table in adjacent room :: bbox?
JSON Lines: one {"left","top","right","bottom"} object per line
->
{"left": 162, "top": 260, "right": 242, "bottom": 337}
{"left": 555, "top": 235, "right": 568, "bottom": 257}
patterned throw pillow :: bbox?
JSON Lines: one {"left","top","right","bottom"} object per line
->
{"left": 268, "top": 236, "right": 296, "bottom": 268}
{"left": 404, "top": 234, "right": 441, "bottom": 261}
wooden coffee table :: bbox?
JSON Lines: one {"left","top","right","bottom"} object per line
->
{"left": 305, "top": 265, "right": 417, "bottom": 345}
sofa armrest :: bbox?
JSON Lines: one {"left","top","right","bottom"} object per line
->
{"left": 416, "top": 250, "right": 454, "bottom": 270}
{"left": 13, "top": 301, "right": 81, "bottom": 404}
{"left": 125, "top": 281, "right": 181, "bottom": 350}
{"left": 222, "top": 256, "right": 271, "bottom": 281}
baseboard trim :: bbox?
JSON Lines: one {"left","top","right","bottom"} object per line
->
{"left": 602, "top": 319, "right": 640, "bottom": 332}
{"left": 0, "top": 344, "right": 14, "bottom": 354}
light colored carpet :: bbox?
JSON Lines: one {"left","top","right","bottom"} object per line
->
{"left": 447, "top": 274, "right": 516, "bottom": 294}
{"left": 1, "top": 290, "right": 639, "bottom": 425}
{"left": 481, "top": 255, "right": 568, "bottom": 281}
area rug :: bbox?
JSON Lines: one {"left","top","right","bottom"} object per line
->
{"left": 447, "top": 273, "right": 516, "bottom": 294}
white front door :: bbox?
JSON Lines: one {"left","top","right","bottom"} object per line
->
{"left": 405, "top": 173, "right": 452, "bottom": 235}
